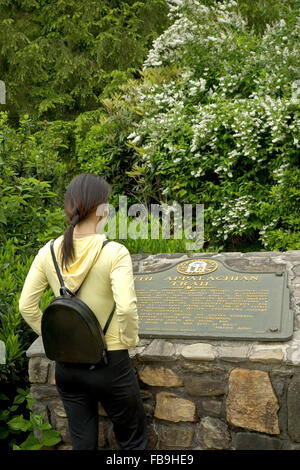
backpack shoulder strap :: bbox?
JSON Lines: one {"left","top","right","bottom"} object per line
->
{"left": 50, "top": 240, "right": 74, "bottom": 296}
{"left": 102, "top": 239, "right": 111, "bottom": 249}
{"left": 103, "top": 302, "right": 116, "bottom": 335}
{"left": 50, "top": 239, "right": 64, "bottom": 287}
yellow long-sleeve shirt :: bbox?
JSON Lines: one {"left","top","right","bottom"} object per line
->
{"left": 19, "top": 233, "right": 139, "bottom": 350}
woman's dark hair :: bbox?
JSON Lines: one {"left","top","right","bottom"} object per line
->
{"left": 61, "top": 173, "right": 112, "bottom": 271}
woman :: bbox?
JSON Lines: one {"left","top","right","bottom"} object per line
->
{"left": 19, "top": 173, "right": 148, "bottom": 450}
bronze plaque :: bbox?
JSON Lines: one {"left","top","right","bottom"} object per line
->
{"left": 134, "top": 258, "right": 293, "bottom": 341}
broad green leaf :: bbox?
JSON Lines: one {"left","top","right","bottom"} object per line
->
{"left": 13, "top": 395, "right": 26, "bottom": 405}
{"left": 39, "top": 422, "right": 52, "bottom": 431}
{"left": 19, "top": 432, "right": 43, "bottom": 450}
{"left": 41, "top": 429, "right": 62, "bottom": 447}
{"left": 9, "top": 405, "right": 19, "bottom": 412}
{"left": 7, "top": 415, "right": 32, "bottom": 432}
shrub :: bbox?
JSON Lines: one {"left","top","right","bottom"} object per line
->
{"left": 0, "top": 388, "right": 61, "bottom": 451}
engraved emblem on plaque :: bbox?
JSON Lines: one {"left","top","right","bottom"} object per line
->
{"left": 177, "top": 259, "right": 218, "bottom": 275}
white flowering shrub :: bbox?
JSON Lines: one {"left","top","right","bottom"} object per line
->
{"left": 79, "top": 0, "right": 299, "bottom": 251}
{"left": 126, "top": 0, "right": 300, "bottom": 250}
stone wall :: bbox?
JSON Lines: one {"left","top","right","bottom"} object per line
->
{"left": 26, "top": 250, "right": 300, "bottom": 450}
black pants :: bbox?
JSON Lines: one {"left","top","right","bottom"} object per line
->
{"left": 55, "top": 350, "right": 148, "bottom": 450}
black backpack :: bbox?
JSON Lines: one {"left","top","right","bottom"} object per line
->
{"left": 41, "top": 239, "right": 116, "bottom": 365}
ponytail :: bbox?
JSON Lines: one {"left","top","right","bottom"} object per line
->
{"left": 60, "top": 173, "right": 111, "bottom": 272}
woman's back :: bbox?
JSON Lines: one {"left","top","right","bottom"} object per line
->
{"left": 19, "top": 233, "right": 139, "bottom": 350}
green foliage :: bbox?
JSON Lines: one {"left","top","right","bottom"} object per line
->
{"left": 0, "top": 0, "right": 170, "bottom": 121}
{"left": 0, "top": 388, "right": 61, "bottom": 450}
{"left": 0, "top": 176, "right": 65, "bottom": 250}
{"left": 0, "top": 112, "right": 66, "bottom": 254}
{"left": 236, "top": 0, "right": 299, "bottom": 35}
{"left": 75, "top": 90, "right": 144, "bottom": 205}
{"left": 256, "top": 167, "right": 300, "bottom": 250}
{"left": 0, "top": 239, "right": 34, "bottom": 384}
{"left": 0, "top": 112, "right": 73, "bottom": 192}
